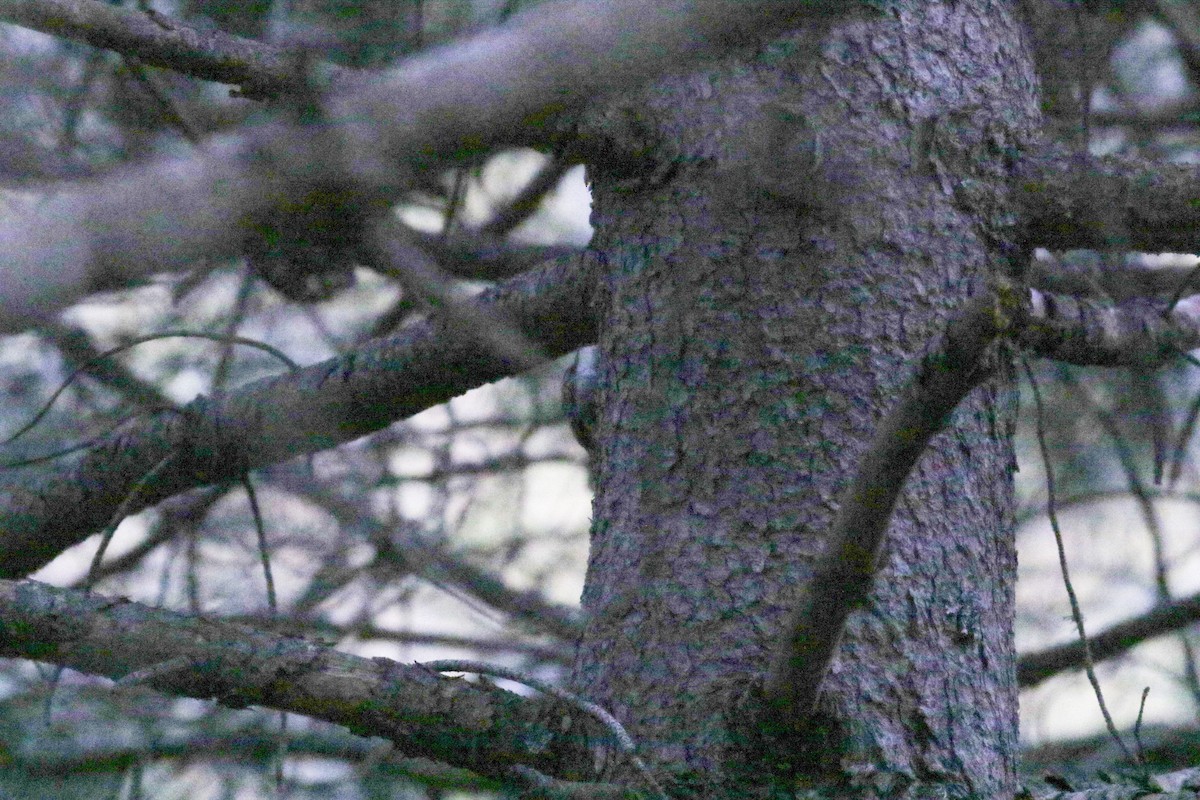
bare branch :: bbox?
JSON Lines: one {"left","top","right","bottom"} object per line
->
{"left": 37, "top": 321, "right": 176, "bottom": 412}
{"left": 65, "top": 486, "right": 226, "bottom": 589}
{"left": 1032, "top": 767, "right": 1200, "bottom": 800}
{"left": 1024, "top": 358, "right": 1136, "bottom": 766}
{"left": 481, "top": 157, "right": 574, "bottom": 239}
{"left": 1028, "top": 255, "right": 1200, "bottom": 305}
{"left": 1017, "top": 145, "right": 1200, "bottom": 254}
{"left": 1087, "top": 102, "right": 1200, "bottom": 132}
{"left": 360, "top": 215, "right": 547, "bottom": 371}
{"left": 269, "top": 466, "right": 583, "bottom": 640}
{"left": 0, "top": 0, "right": 345, "bottom": 98}
{"left": 239, "top": 616, "right": 571, "bottom": 664}
{"left": 1019, "top": 591, "right": 1200, "bottom": 688}
{"left": 0, "top": 0, "right": 856, "bottom": 332}
{"left": 0, "top": 579, "right": 586, "bottom": 782}
{"left": 383, "top": 222, "right": 583, "bottom": 282}
{"left": 0, "top": 254, "right": 596, "bottom": 579}
{"left": 426, "top": 660, "right": 668, "bottom": 800}
{"left": 764, "top": 286, "right": 1200, "bottom": 728}
{"left": 1015, "top": 289, "right": 1200, "bottom": 366}
{"left": 764, "top": 293, "right": 1005, "bottom": 727}
{"left": 6, "top": 726, "right": 496, "bottom": 793}
{"left": 1016, "top": 487, "right": 1200, "bottom": 528}
{"left": 417, "top": 235, "right": 582, "bottom": 282}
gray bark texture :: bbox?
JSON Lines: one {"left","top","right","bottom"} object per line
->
{"left": 571, "top": 4, "right": 1039, "bottom": 797}
{"left": 9, "top": 1, "right": 1191, "bottom": 798}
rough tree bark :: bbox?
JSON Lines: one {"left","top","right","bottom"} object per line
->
{"left": 571, "top": 4, "right": 1037, "bottom": 797}
{"left": 5, "top": 1, "right": 1199, "bottom": 798}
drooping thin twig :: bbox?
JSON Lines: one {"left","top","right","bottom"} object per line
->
{"left": 1056, "top": 366, "right": 1170, "bottom": 596}
{"left": 1022, "top": 355, "right": 1137, "bottom": 767}
{"left": 0, "top": 332, "right": 297, "bottom": 449}
{"left": 40, "top": 321, "right": 174, "bottom": 411}
{"left": 212, "top": 267, "right": 259, "bottom": 398}
{"left": 83, "top": 453, "right": 176, "bottom": 593}
{"left": 0, "top": 412, "right": 167, "bottom": 470}
{"left": 242, "top": 475, "right": 278, "bottom": 615}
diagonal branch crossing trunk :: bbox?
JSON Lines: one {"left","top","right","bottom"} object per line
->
{"left": 570, "top": 5, "right": 1039, "bottom": 796}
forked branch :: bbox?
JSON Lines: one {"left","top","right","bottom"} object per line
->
{"left": 764, "top": 286, "right": 1200, "bottom": 729}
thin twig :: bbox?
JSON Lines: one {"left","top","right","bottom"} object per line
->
{"left": 0, "top": 332, "right": 297, "bottom": 449}
{"left": 83, "top": 453, "right": 176, "bottom": 593}
{"left": 1022, "top": 355, "right": 1137, "bottom": 767}
{"left": 242, "top": 475, "right": 278, "bottom": 615}
{"left": 1134, "top": 686, "right": 1151, "bottom": 765}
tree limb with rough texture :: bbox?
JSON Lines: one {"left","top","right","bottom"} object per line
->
{"left": 0, "top": 254, "right": 595, "bottom": 579}
{"left": 0, "top": 579, "right": 593, "bottom": 787}
{"left": 765, "top": 287, "right": 1200, "bottom": 726}
{"left": 1016, "top": 147, "right": 1200, "bottom": 254}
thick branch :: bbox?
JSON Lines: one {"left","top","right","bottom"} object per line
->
{"left": 8, "top": 727, "right": 496, "bottom": 793}
{"left": 0, "top": 579, "right": 584, "bottom": 782}
{"left": 1017, "top": 145, "right": 1200, "bottom": 254}
{"left": 764, "top": 287, "right": 1200, "bottom": 728}
{"left": 764, "top": 294, "right": 1005, "bottom": 727}
{"left": 1028, "top": 256, "right": 1200, "bottom": 304}
{"left": 0, "top": 0, "right": 855, "bottom": 332}
{"left": 0, "top": 255, "right": 595, "bottom": 579}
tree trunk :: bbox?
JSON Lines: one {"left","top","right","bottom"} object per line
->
{"left": 572, "top": 4, "right": 1040, "bottom": 797}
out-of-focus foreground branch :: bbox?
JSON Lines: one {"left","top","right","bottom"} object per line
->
{"left": 0, "top": 0, "right": 350, "bottom": 98}
{"left": 0, "top": 0, "right": 853, "bottom": 333}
